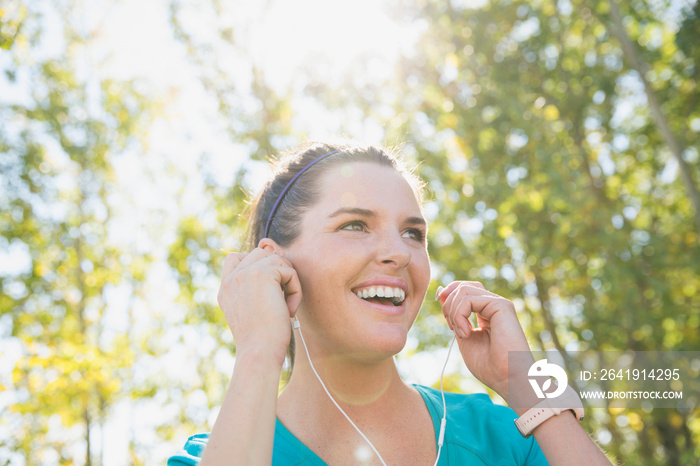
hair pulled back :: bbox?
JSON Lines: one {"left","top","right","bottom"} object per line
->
{"left": 246, "top": 141, "right": 424, "bottom": 251}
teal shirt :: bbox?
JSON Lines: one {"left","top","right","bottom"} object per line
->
{"left": 168, "top": 385, "right": 548, "bottom": 465}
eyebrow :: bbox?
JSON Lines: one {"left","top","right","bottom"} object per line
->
{"left": 328, "top": 207, "right": 427, "bottom": 227}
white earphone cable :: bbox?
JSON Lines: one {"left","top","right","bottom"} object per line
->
{"left": 293, "top": 317, "right": 455, "bottom": 466}
{"left": 433, "top": 335, "right": 456, "bottom": 466}
{"left": 293, "top": 318, "right": 388, "bottom": 466}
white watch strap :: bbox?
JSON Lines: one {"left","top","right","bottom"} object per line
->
{"left": 514, "top": 385, "right": 584, "bottom": 437}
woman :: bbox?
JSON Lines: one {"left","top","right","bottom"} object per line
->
{"left": 169, "top": 142, "right": 611, "bottom": 465}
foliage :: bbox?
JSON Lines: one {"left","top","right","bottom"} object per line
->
{"left": 376, "top": 0, "right": 699, "bottom": 464}
{"left": 1, "top": 0, "right": 155, "bottom": 463}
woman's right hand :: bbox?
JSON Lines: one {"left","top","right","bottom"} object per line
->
{"left": 217, "top": 247, "right": 303, "bottom": 366}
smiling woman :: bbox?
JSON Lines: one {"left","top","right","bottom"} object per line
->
{"left": 245, "top": 143, "right": 428, "bottom": 366}
{"left": 168, "top": 142, "right": 612, "bottom": 465}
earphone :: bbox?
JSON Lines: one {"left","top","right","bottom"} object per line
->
{"left": 292, "top": 289, "right": 457, "bottom": 466}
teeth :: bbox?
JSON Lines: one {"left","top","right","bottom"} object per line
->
{"left": 354, "top": 286, "right": 406, "bottom": 304}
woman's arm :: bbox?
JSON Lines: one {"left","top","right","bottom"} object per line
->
{"left": 504, "top": 364, "right": 612, "bottom": 465}
{"left": 527, "top": 412, "right": 612, "bottom": 465}
{"left": 438, "top": 282, "right": 612, "bottom": 465}
{"left": 200, "top": 245, "right": 302, "bottom": 465}
{"left": 199, "top": 348, "right": 283, "bottom": 466}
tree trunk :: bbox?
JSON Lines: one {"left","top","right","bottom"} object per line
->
{"left": 605, "top": 0, "right": 700, "bottom": 233}
{"left": 84, "top": 405, "right": 92, "bottom": 466}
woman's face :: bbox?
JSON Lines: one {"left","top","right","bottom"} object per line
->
{"left": 282, "top": 161, "right": 430, "bottom": 362}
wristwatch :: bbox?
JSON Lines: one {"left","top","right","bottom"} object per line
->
{"left": 514, "top": 386, "right": 584, "bottom": 437}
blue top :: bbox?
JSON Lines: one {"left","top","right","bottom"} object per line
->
{"left": 168, "top": 385, "right": 548, "bottom": 465}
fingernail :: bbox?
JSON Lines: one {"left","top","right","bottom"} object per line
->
{"left": 457, "top": 328, "right": 466, "bottom": 339}
{"left": 436, "top": 286, "right": 444, "bottom": 301}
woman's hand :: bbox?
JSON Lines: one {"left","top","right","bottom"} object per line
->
{"left": 218, "top": 247, "right": 302, "bottom": 367}
{"left": 437, "top": 281, "right": 533, "bottom": 402}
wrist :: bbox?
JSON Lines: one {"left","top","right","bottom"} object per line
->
{"left": 508, "top": 389, "right": 543, "bottom": 417}
{"left": 502, "top": 352, "right": 537, "bottom": 415}
{"left": 235, "top": 344, "right": 287, "bottom": 372}
{"left": 514, "top": 386, "right": 584, "bottom": 437}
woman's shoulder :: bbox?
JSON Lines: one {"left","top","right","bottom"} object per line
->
{"left": 413, "top": 384, "right": 549, "bottom": 465}
{"left": 414, "top": 383, "right": 515, "bottom": 420}
{"left": 167, "top": 434, "right": 209, "bottom": 465}
{"left": 167, "top": 422, "right": 319, "bottom": 466}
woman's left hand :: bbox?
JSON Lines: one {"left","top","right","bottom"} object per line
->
{"left": 437, "top": 281, "right": 533, "bottom": 401}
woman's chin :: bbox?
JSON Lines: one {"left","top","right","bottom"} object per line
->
{"left": 360, "top": 328, "right": 408, "bottom": 359}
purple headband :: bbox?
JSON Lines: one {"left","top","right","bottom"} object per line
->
{"left": 263, "top": 149, "right": 341, "bottom": 239}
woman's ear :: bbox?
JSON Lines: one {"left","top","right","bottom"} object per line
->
{"left": 258, "top": 238, "right": 285, "bottom": 256}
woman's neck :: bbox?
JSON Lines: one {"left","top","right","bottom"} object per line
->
{"left": 277, "top": 335, "right": 417, "bottom": 430}
{"left": 287, "top": 352, "right": 403, "bottom": 403}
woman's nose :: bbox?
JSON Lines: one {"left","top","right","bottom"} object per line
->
{"left": 375, "top": 230, "right": 411, "bottom": 268}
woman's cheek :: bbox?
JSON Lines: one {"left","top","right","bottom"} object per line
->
{"left": 413, "top": 253, "right": 431, "bottom": 292}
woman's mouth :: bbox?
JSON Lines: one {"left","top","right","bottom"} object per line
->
{"left": 353, "top": 286, "right": 406, "bottom": 307}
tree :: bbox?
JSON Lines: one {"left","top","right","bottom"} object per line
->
{"left": 1, "top": 1, "right": 154, "bottom": 463}
{"left": 376, "top": 0, "right": 699, "bottom": 463}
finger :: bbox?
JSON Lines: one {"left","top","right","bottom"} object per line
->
{"left": 467, "top": 281, "right": 486, "bottom": 290}
{"left": 450, "top": 293, "right": 473, "bottom": 338}
{"left": 219, "top": 252, "right": 249, "bottom": 307}
{"left": 475, "top": 311, "right": 489, "bottom": 330}
{"left": 222, "top": 251, "right": 247, "bottom": 277}
{"left": 461, "top": 281, "right": 499, "bottom": 298}
{"left": 435, "top": 285, "right": 445, "bottom": 302}
{"left": 444, "top": 289, "right": 467, "bottom": 332}
{"left": 457, "top": 293, "right": 482, "bottom": 330}
{"left": 440, "top": 282, "right": 492, "bottom": 307}
{"left": 438, "top": 281, "right": 461, "bottom": 301}
{"left": 456, "top": 295, "right": 514, "bottom": 322}
{"left": 442, "top": 283, "right": 472, "bottom": 318}
{"left": 235, "top": 247, "right": 275, "bottom": 271}
{"left": 443, "top": 293, "right": 463, "bottom": 332}
{"left": 454, "top": 282, "right": 501, "bottom": 301}
{"left": 454, "top": 312, "right": 473, "bottom": 339}
{"left": 275, "top": 253, "right": 297, "bottom": 271}
{"left": 277, "top": 265, "right": 302, "bottom": 317}
{"left": 441, "top": 283, "right": 461, "bottom": 315}
{"left": 441, "top": 290, "right": 456, "bottom": 330}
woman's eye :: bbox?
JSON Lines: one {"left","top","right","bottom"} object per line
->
{"left": 403, "top": 229, "right": 425, "bottom": 242}
{"left": 340, "top": 221, "right": 366, "bottom": 232}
